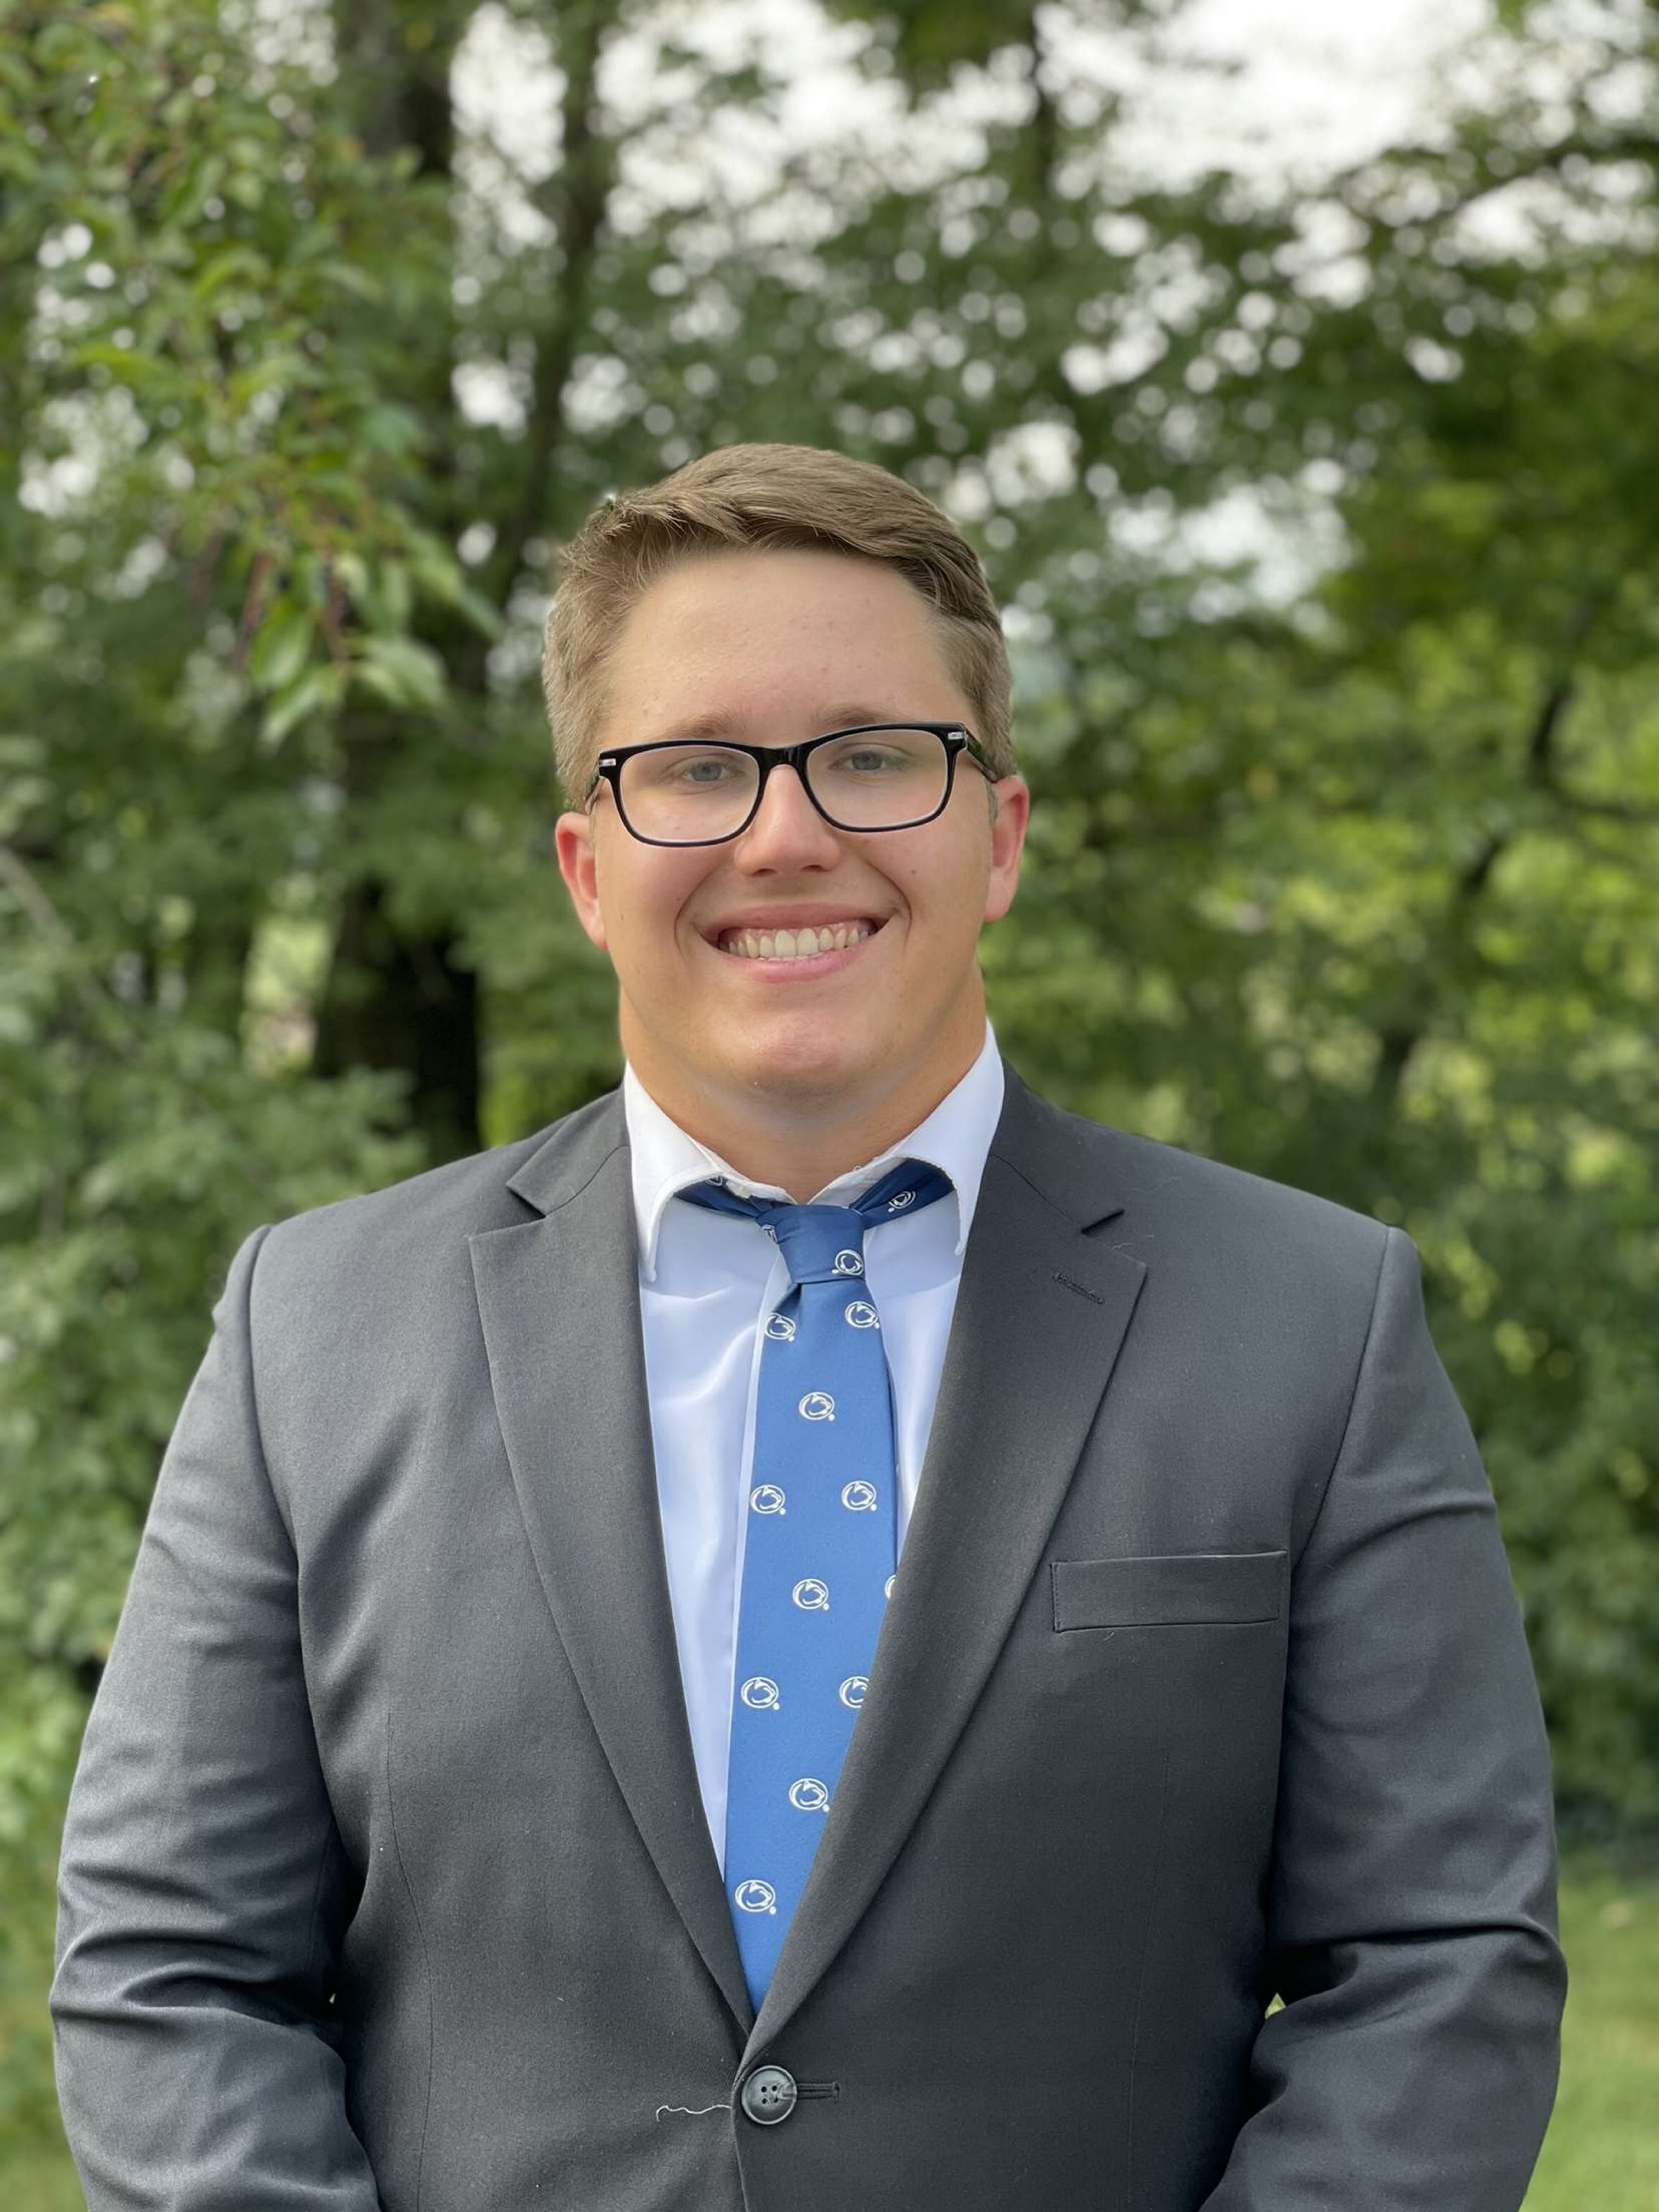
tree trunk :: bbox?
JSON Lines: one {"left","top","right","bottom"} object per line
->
{"left": 313, "top": 0, "right": 480, "bottom": 1161}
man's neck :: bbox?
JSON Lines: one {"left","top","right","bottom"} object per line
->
{"left": 627, "top": 1023, "right": 987, "bottom": 1205}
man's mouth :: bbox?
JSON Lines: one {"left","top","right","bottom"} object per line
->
{"left": 713, "top": 918, "right": 883, "bottom": 963}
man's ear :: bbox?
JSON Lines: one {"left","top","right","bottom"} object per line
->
{"left": 983, "top": 775, "right": 1030, "bottom": 926}
{"left": 554, "top": 809, "right": 609, "bottom": 953}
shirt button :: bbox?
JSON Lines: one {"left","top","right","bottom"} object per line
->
{"left": 739, "top": 2063, "right": 798, "bottom": 2125}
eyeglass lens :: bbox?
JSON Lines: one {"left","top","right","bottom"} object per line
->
{"left": 617, "top": 729, "right": 951, "bottom": 842}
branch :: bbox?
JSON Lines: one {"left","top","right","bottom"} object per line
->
{"left": 0, "top": 840, "right": 68, "bottom": 940}
{"left": 0, "top": 843, "right": 144, "bottom": 1052}
{"left": 494, "top": 0, "right": 616, "bottom": 594}
{"left": 1366, "top": 589, "right": 1613, "bottom": 1104}
{"left": 1525, "top": 672, "right": 1576, "bottom": 783}
{"left": 1024, "top": 2, "right": 1059, "bottom": 211}
{"left": 1539, "top": 787, "right": 1659, "bottom": 826}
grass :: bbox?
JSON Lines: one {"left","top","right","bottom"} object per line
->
{"left": 1524, "top": 1853, "right": 1659, "bottom": 2211}
{"left": 2, "top": 1852, "right": 1655, "bottom": 2206}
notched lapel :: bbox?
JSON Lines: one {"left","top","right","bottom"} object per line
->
{"left": 747, "top": 1064, "right": 1148, "bottom": 2059}
{"left": 469, "top": 1099, "right": 753, "bottom": 2037}
{"left": 467, "top": 1066, "right": 1149, "bottom": 2062}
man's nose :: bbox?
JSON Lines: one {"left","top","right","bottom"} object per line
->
{"left": 733, "top": 760, "right": 843, "bottom": 864}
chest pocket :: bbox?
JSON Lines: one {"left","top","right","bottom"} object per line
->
{"left": 1051, "top": 1549, "right": 1286, "bottom": 1630}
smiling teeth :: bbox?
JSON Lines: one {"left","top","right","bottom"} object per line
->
{"left": 720, "top": 922, "right": 875, "bottom": 961}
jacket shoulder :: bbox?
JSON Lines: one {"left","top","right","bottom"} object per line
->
{"left": 1098, "top": 1115, "right": 1384, "bottom": 1243}
{"left": 251, "top": 1088, "right": 620, "bottom": 1293}
{"left": 1019, "top": 1087, "right": 1392, "bottom": 1311}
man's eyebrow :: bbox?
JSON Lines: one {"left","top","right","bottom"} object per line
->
{"left": 641, "top": 705, "right": 899, "bottom": 748}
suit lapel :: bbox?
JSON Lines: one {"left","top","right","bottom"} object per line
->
{"left": 469, "top": 1060, "right": 1148, "bottom": 2057}
{"left": 743, "top": 1060, "right": 1146, "bottom": 2056}
{"left": 469, "top": 1096, "right": 753, "bottom": 2035}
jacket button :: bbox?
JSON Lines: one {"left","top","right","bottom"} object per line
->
{"left": 740, "top": 2064, "right": 798, "bottom": 2125}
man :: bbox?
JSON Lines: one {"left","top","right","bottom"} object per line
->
{"left": 52, "top": 442, "right": 1565, "bottom": 2210}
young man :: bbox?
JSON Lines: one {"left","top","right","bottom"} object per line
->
{"left": 52, "top": 443, "right": 1565, "bottom": 2210}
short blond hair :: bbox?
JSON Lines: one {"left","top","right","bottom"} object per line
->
{"left": 541, "top": 442, "right": 1014, "bottom": 810}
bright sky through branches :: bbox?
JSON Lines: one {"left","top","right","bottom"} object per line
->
{"left": 450, "top": 0, "right": 1493, "bottom": 604}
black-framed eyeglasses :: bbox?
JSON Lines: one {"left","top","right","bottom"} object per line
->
{"left": 583, "top": 723, "right": 996, "bottom": 847}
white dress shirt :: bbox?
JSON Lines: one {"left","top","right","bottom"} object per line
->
{"left": 623, "top": 1019, "right": 1005, "bottom": 1872}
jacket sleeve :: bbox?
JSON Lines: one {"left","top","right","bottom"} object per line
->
{"left": 1200, "top": 1226, "right": 1567, "bottom": 2212}
{"left": 50, "top": 1222, "right": 381, "bottom": 2209}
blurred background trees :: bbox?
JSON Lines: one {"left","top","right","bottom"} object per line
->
{"left": 2, "top": 0, "right": 1656, "bottom": 2172}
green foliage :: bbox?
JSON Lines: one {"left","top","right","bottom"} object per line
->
{"left": 2, "top": 0, "right": 1656, "bottom": 2162}
{"left": 1525, "top": 1852, "right": 1659, "bottom": 2209}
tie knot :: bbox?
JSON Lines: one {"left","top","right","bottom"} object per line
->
{"left": 761, "top": 1201, "right": 871, "bottom": 1289}
{"left": 678, "top": 1156, "right": 953, "bottom": 1289}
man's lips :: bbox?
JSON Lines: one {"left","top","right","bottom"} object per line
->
{"left": 703, "top": 915, "right": 890, "bottom": 979}
{"left": 699, "top": 912, "right": 886, "bottom": 949}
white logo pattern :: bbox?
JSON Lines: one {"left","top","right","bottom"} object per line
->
{"left": 718, "top": 1162, "right": 949, "bottom": 1993}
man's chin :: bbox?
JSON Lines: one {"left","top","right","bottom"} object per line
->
{"left": 725, "top": 1027, "right": 877, "bottom": 1102}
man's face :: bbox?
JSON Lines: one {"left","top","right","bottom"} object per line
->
{"left": 554, "top": 546, "right": 1029, "bottom": 1135}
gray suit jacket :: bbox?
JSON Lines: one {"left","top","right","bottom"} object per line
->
{"left": 51, "top": 1057, "right": 1565, "bottom": 2210}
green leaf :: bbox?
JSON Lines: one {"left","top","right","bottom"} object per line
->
{"left": 229, "top": 353, "right": 311, "bottom": 406}
{"left": 450, "top": 583, "right": 505, "bottom": 640}
{"left": 325, "top": 549, "right": 370, "bottom": 609}
{"left": 407, "top": 543, "right": 504, "bottom": 637}
{"left": 351, "top": 635, "right": 449, "bottom": 713}
{"left": 360, "top": 559, "right": 412, "bottom": 636}
{"left": 261, "top": 662, "right": 345, "bottom": 746}
{"left": 358, "top": 404, "right": 422, "bottom": 456}
{"left": 313, "top": 260, "right": 386, "bottom": 302}
{"left": 67, "top": 342, "right": 173, "bottom": 388}
{"left": 191, "top": 246, "right": 268, "bottom": 305}
{"left": 247, "top": 602, "right": 314, "bottom": 693}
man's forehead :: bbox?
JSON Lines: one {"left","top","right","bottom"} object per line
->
{"left": 642, "top": 702, "right": 901, "bottom": 747}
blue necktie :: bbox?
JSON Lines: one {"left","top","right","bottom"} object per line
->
{"left": 678, "top": 1156, "right": 954, "bottom": 2012}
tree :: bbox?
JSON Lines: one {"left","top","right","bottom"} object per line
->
{"left": 3, "top": 0, "right": 1656, "bottom": 2152}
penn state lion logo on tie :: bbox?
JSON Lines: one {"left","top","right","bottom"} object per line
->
{"left": 671, "top": 1156, "right": 956, "bottom": 2016}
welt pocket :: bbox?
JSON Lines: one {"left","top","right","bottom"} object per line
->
{"left": 1051, "top": 1549, "right": 1286, "bottom": 1631}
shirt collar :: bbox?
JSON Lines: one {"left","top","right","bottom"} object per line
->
{"left": 624, "top": 1020, "right": 1005, "bottom": 1283}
